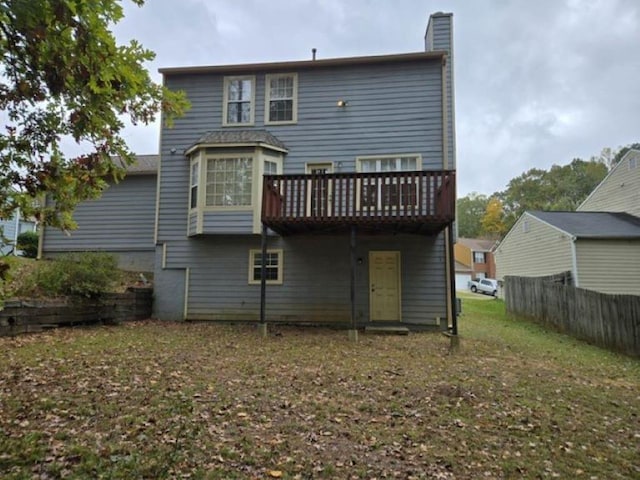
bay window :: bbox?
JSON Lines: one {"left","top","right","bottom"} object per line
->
{"left": 205, "top": 157, "right": 253, "bottom": 207}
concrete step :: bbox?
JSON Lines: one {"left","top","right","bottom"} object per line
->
{"left": 364, "top": 325, "right": 410, "bottom": 335}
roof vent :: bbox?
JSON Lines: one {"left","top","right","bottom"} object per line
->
{"left": 312, "top": 48, "right": 317, "bottom": 61}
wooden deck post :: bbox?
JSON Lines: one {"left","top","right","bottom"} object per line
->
{"left": 259, "top": 223, "right": 268, "bottom": 337}
{"left": 349, "top": 225, "right": 358, "bottom": 342}
{"left": 447, "top": 223, "right": 458, "bottom": 336}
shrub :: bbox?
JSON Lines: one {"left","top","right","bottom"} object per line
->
{"left": 17, "top": 231, "right": 39, "bottom": 258}
{"left": 36, "top": 252, "right": 120, "bottom": 298}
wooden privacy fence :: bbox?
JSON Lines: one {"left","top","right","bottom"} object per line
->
{"left": 505, "top": 273, "right": 640, "bottom": 357}
{"left": 0, "top": 287, "right": 153, "bottom": 336}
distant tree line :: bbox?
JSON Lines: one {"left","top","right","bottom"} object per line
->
{"left": 457, "top": 143, "right": 640, "bottom": 239}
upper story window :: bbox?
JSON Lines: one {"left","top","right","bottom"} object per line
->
{"left": 223, "top": 76, "right": 255, "bottom": 126}
{"left": 473, "top": 251, "right": 486, "bottom": 264}
{"left": 356, "top": 155, "right": 422, "bottom": 208}
{"left": 206, "top": 157, "right": 253, "bottom": 207}
{"left": 630, "top": 156, "right": 638, "bottom": 170}
{"left": 265, "top": 73, "right": 298, "bottom": 124}
{"left": 359, "top": 156, "right": 419, "bottom": 173}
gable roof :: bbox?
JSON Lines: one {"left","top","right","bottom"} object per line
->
{"left": 578, "top": 149, "right": 640, "bottom": 211}
{"left": 185, "top": 129, "right": 287, "bottom": 155}
{"left": 529, "top": 211, "right": 640, "bottom": 239}
{"left": 457, "top": 237, "right": 495, "bottom": 251}
{"left": 112, "top": 154, "right": 159, "bottom": 175}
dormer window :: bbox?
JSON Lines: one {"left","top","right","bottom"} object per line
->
{"left": 265, "top": 73, "right": 298, "bottom": 124}
{"left": 223, "top": 76, "right": 255, "bottom": 126}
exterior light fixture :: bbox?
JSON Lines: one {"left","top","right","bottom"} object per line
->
{"left": 337, "top": 100, "right": 348, "bottom": 107}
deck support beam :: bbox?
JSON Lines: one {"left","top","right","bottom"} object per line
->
{"left": 447, "top": 223, "right": 458, "bottom": 336}
{"left": 349, "top": 225, "right": 358, "bottom": 342}
{"left": 259, "top": 223, "right": 267, "bottom": 336}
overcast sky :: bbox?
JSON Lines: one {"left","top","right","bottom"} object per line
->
{"left": 112, "top": 0, "right": 640, "bottom": 196}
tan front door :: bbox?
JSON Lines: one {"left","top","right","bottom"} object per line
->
{"left": 369, "top": 251, "right": 401, "bottom": 321}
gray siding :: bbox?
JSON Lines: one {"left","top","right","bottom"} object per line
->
{"left": 156, "top": 18, "right": 455, "bottom": 325}
{"left": 425, "top": 12, "right": 455, "bottom": 168}
{"left": 495, "top": 213, "right": 574, "bottom": 281}
{"left": 42, "top": 174, "right": 156, "bottom": 270}
{"left": 181, "top": 234, "right": 446, "bottom": 325}
{"left": 578, "top": 150, "right": 640, "bottom": 217}
{"left": 159, "top": 62, "right": 448, "bottom": 242}
{"left": 201, "top": 211, "right": 253, "bottom": 234}
{"left": 575, "top": 239, "right": 640, "bottom": 295}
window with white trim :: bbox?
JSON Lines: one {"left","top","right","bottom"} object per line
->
{"left": 630, "top": 157, "right": 638, "bottom": 170}
{"left": 357, "top": 155, "right": 421, "bottom": 208}
{"left": 223, "top": 76, "right": 255, "bottom": 125}
{"left": 264, "top": 159, "right": 278, "bottom": 176}
{"left": 249, "top": 249, "right": 283, "bottom": 285}
{"left": 190, "top": 161, "right": 199, "bottom": 209}
{"left": 265, "top": 73, "right": 297, "bottom": 124}
{"left": 205, "top": 157, "right": 253, "bottom": 207}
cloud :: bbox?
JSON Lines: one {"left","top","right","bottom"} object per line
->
{"left": 103, "top": 0, "right": 640, "bottom": 195}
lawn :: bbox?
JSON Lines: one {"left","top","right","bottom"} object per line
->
{"left": 0, "top": 299, "right": 638, "bottom": 479}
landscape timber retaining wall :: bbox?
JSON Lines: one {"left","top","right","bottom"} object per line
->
{"left": 0, "top": 287, "right": 152, "bottom": 336}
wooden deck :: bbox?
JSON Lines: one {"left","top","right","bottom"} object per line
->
{"left": 261, "top": 170, "right": 456, "bottom": 235}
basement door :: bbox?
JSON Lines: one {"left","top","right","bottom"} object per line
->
{"left": 369, "top": 251, "right": 401, "bottom": 321}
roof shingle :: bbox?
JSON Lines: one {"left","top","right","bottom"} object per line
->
{"left": 529, "top": 211, "right": 640, "bottom": 239}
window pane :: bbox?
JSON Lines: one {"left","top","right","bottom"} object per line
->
{"left": 360, "top": 160, "right": 375, "bottom": 172}
{"left": 264, "top": 160, "right": 277, "bottom": 175}
{"left": 252, "top": 251, "right": 280, "bottom": 282}
{"left": 400, "top": 157, "right": 417, "bottom": 170}
{"left": 270, "top": 77, "right": 293, "bottom": 99}
{"left": 205, "top": 157, "right": 253, "bottom": 206}
{"left": 228, "top": 79, "right": 252, "bottom": 101}
{"left": 269, "top": 99, "right": 293, "bottom": 122}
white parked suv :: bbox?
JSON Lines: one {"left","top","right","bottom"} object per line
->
{"left": 469, "top": 278, "right": 498, "bottom": 297}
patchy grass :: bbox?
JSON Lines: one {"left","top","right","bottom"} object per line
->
{"left": 0, "top": 300, "right": 638, "bottom": 479}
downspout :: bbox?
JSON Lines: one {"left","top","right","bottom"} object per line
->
{"left": 441, "top": 54, "right": 455, "bottom": 330}
{"left": 570, "top": 236, "right": 579, "bottom": 287}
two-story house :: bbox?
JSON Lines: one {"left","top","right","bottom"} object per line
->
{"left": 454, "top": 238, "right": 496, "bottom": 284}
{"left": 153, "top": 12, "right": 457, "bottom": 330}
{"left": 494, "top": 149, "right": 640, "bottom": 296}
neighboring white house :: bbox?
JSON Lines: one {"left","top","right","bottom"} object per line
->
{"left": 494, "top": 211, "right": 640, "bottom": 296}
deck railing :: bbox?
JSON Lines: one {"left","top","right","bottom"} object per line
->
{"left": 262, "top": 170, "right": 455, "bottom": 231}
